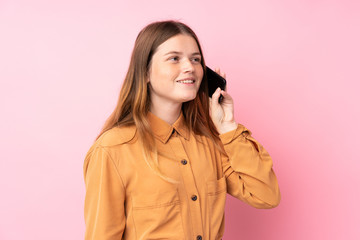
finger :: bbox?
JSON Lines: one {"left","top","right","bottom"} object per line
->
{"left": 215, "top": 67, "right": 226, "bottom": 79}
{"left": 211, "top": 87, "right": 222, "bottom": 106}
{"left": 220, "top": 90, "right": 233, "bottom": 102}
{"left": 219, "top": 70, "right": 226, "bottom": 79}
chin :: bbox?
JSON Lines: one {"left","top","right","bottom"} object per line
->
{"left": 176, "top": 89, "right": 199, "bottom": 103}
{"left": 180, "top": 95, "right": 197, "bottom": 103}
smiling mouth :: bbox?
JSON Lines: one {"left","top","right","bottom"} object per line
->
{"left": 177, "top": 80, "right": 195, "bottom": 84}
{"left": 176, "top": 78, "right": 195, "bottom": 84}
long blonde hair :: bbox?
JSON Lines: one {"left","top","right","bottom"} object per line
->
{"left": 96, "top": 20, "right": 223, "bottom": 182}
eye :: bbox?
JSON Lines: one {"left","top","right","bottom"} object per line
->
{"left": 192, "top": 57, "right": 201, "bottom": 63}
{"left": 169, "top": 56, "right": 179, "bottom": 62}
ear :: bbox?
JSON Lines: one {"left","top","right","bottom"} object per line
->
{"left": 146, "top": 69, "right": 151, "bottom": 83}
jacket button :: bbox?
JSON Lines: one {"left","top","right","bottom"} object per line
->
{"left": 181, "top": 159, "right": 187, "bottom": 165}
{"left": 191, "top": 195, "right": 198, "bottom": 201}
{"left": 196, "top": 235, "right": 202, "bottom": 240}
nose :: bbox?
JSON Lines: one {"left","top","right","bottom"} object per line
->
{"left": 181, "top": 58, "right": 195, "bottom": 73}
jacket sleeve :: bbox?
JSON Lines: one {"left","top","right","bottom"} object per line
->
{"left": 219, "top": 124, "right": 281, "bottom": 209}
{"left": 83, "top": 145, "right": 126, "bottom": 239}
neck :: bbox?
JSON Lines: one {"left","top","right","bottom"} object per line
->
{"left": 149, "top": 101, "right": 182, "bottom": 125}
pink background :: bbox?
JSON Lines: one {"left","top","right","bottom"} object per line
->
{"left": 1, "top": 0, "right": 359, "bottom": 239}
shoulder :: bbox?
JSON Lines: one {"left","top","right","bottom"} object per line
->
{"left": 96, "top": 124, "right": 137, "bottom": 148}
{"left": 83, "top": 125, "right": 136, "bottom": 179}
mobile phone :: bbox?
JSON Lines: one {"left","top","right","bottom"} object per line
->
{"left": 206, "top": 66, "right": 227, "bottom": 103}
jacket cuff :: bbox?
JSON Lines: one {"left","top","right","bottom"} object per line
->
{"left": 219, "top": 124, "right": 252, "bottom": 145}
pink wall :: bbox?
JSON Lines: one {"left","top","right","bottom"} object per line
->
{"left": 1, "top": 0, "right": 359, "bottom": 239}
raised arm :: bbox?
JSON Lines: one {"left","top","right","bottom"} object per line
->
{"left": 209, "top": 68, "right": 280, "bottom": 208}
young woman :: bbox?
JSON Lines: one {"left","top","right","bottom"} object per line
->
{"left": 83, "top": 20, "right": 281, "bottom": 240}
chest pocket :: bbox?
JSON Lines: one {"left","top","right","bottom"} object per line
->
{"left": 131, "top": 189, "right": 185, "bottom": 240}
{"left": 206, "top": 176, "right": 227, "bottom": 240}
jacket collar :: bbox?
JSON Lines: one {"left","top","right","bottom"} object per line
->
{"left": 147, "top": 111, "right": 190, "bottom": 143}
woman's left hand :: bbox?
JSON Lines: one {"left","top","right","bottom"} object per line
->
{"left": 209, "top": 68, "right": 238, "bottom": 135}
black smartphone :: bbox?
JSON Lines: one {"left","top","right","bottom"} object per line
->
{"left": 206, "top": 66, "right": 227, "bottom": 103}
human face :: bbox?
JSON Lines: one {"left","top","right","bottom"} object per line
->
{"left": 147, "top": 34, "right": 204, "bottom": 108}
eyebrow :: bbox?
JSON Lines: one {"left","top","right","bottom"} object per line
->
{"left": 164, "top": 51, "right": 201, "bottom": 56}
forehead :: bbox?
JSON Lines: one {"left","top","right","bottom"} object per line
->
{"left": 154, "top": 34, "right": 200, "bottom": 54}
